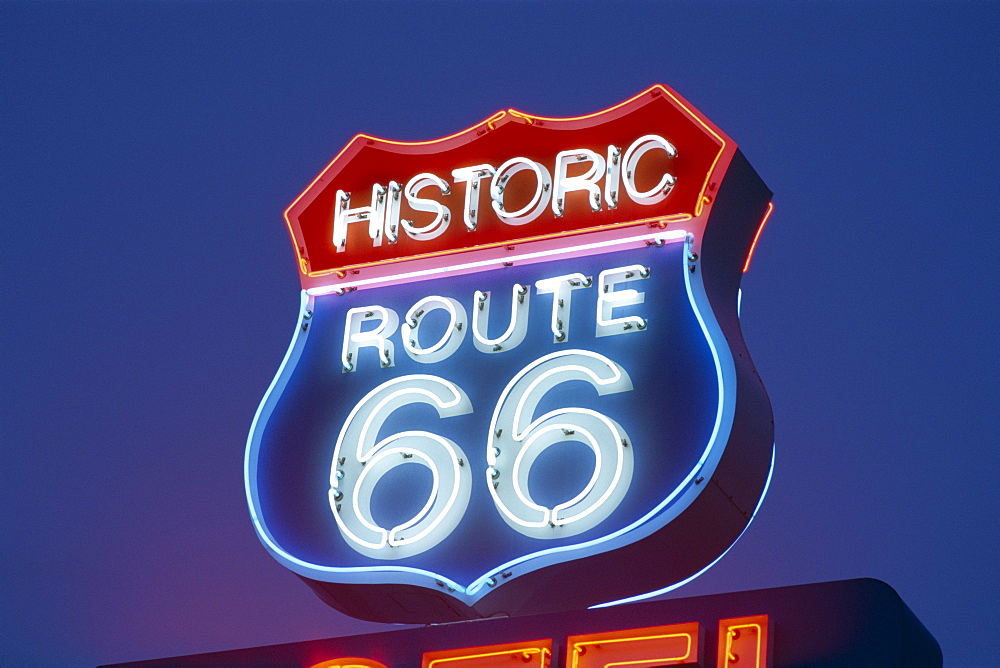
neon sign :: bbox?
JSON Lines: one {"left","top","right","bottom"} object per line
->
{"left": 281, "top": 85, "right": 731, "bottom": 293}
{"left": 328, "top": 133, "right": 682, "bottom": 254}
{"left": 105, "top": 580, "right": 943, "bottom": 667}
{"left": 246, "top": 84, "right": 775, "bottom": 622}
{"left": 308, "top": 622, "right": 742, "bottom": 668}
{"left": 422, "top": 640, "right": 553, "bottom": 668}
{"left": 567, "top": 622, "right": 702, "bottom": 667}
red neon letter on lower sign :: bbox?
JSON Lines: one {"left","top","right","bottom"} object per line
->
{"left": 718, "top": 615, "right": 770, "bottom": 668}
{"left": 422, "top": 640, "right": 552, "bottom": 668}
{"left": 567, "top": 622, "right": 700, "bottom": 667}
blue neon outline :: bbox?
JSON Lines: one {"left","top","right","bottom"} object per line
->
{"left": 589, "top": 443, "right": 775, "bottom": 608}
{"left": 244, "top": 292, "right": 469, "bottom": 591}
{"left": 465, "top": 234, "right": 734, "bottom": 595}
{"left": 245, "top": 232, "right": 758, "bottom": 603}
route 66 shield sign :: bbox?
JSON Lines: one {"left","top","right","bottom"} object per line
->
{"left": 245, "top": 85, "right": 774, "bottom": 623}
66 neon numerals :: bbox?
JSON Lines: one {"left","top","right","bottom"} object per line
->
{"left": 330, "top": 350, "right": 634, "bottom": 559}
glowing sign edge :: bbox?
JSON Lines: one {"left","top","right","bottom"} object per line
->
{"left": 283, "top": 83, "right": 733, "bottom": 284}
{"left": 590, "top": 442, "right": 775, "bottom": 608}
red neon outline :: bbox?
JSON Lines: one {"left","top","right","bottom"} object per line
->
{"left": 742, "top": 202, "right": 774, "bottom": 273}
{"left": 283, "top": 84, "right": 735, "bottom": 285}
{"left": 567, "top": 621, "right": 700, "bottom": 667}
{"left": 421, "top": 640, "right": 551, "bottom": 668}
{"left": 717, "top": 614, "right": 769, "bottom": 668}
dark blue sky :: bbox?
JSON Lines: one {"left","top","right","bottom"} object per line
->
{"left": 2, "top": 2, "right": 996, "bottom": 666}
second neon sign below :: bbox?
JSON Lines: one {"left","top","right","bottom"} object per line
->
{"left": 251, "top": 241, "right": 724, "bottom": 615}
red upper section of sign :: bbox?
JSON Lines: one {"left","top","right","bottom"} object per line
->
{"left": 284, "top": 85, "right": 736, "bottom": 289}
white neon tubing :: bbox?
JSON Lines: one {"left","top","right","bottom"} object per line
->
{"left": 622, "top": 135, "right": 677, "bottom": 206}
{"left": 490, "top": 157, "right": 552, "bottom": 225}
{"left": 252, "top": 235, "right": 740, "bottom": 604}
{"left": 605, "top": 144, "right": 621, "bottom": 209}
{"left": 306, "top": 229, "right": 687, "bottom": 296}
{"left": 486, "top": 350, "right": 634, "bottom": 539}
{"left": 401, "top": 296, "right": 467, "bottom": 364}
{"left": 402, "top": 173, "right": 451, "bottom": 241}
{"left": 510, "top": 414, "right": 629, "bottom": 529}
{"left": 509, "top": 424, "right": 604, "bottom": 523}
{"left": 467, "top": 239, "right": 734, "bottom": 596}
{"left": 384, "top": 181, "right": 402, "bottom": 243}
{"left": 342, "top": 306, "right": 398, "bottom": 371}
{"left": 471, "top": 284, "right": 530, "bottom": 353}
{"left": 452, "top": 164, "right": 495, "bottom": 231}
{"left": 246, "top": 300, "right": 471, "bottom": 589}
{"left": 350, "top": 446, "right": 436, "bottom": 548}
{"left": 534, "top": 273, "right": 592, "bottom": 343}
{"left": 333, "top": 184, "right": 387, "bottom": 251}
{"left": 331, "top": 375, "right": 473, "bottom": 560}
{"left": 552, "top": 149, "right": 606, "bottom": 216}
{"left": 246, "top": 293, "right": 468, "bottom": 591}
{"left": 596, "top": 265, "right": 649, "bottom": 337}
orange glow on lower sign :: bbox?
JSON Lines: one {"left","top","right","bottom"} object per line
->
{"left": 309, "top": 660, "right": 388, "bottom": 668}
{"left": 718, "top": 615, "right": 770, "bottom": 668}
{"left": 308, "top": 615, "right": 772, "bottom": 668}
{"left": 422, "top": 640, "right": 552, "bottom": 668}
{"left": 567, "top": 622, "right": 700, "bottom": 667}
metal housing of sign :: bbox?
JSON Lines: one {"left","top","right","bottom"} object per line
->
{"left": 245, "top": 85, "right": 775, "bottom": 623}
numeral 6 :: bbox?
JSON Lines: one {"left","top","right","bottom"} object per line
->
{"left": 330, "top": 375, "right": 473, "bottom": 559}
{"left": 487, "top": 350, "right": 634, "bottom": 538}
{"left": 331, "top": 352, "right": 634, "bottom": 558}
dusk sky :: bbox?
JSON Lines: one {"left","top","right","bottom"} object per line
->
{"left": 1, "top": 2, "right": 996, "bottom": 666}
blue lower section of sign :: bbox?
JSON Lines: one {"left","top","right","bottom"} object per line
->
{"left": 250, "top": 242, "right": 718, "bottom": 588}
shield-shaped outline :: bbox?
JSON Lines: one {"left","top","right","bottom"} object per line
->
{"left": 245, "top": 85, "right": 775, "bottom": 622}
